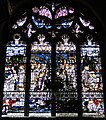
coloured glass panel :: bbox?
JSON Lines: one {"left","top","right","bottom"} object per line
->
{"left": 29, "top": 92, "right": 52, "bottom": 113}
{"left": 80, "top": 35, "right": 104, "bottom": 117}
{"left": 29, "top": 34, "right": 51, "bottom": 113}
{"left": 55, "top": 34, "right": 78, "bottom": 115}
{"left": 2, "top": 36, "right": 26, "bottom": 115}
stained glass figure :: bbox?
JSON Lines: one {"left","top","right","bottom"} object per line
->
{"left": 80, "top": 35, "right": 104, "bottom": 117}
{"left": 2, "top": 34, "right": 26, "bottom": 115}
{"left": 72, "top": 23, "right": 84, "bottom": 38}
{"left": 30, "top": 34, "right": 51, "bottom": 113}
{"left": 22, "top": 23, "right": 36, "bottom": 38}
{"left": 56, "top": 34, "right": 78, "bottom": 115}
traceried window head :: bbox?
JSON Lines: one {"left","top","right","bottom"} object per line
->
{"left": 2, "top": 1, "right": 104, "bottom": 118}
{"left": 11, "top": 3, "right": 96, "bottom": 39}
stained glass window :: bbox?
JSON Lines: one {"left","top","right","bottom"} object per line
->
{"left": 2, "top": 1, "right": 105, "bottom": 118}
{"left": 80, "top": 35, "right": 104, "bottom": 117}
{"left": 2, "top": 33, "right": 26, "bottom": 115}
